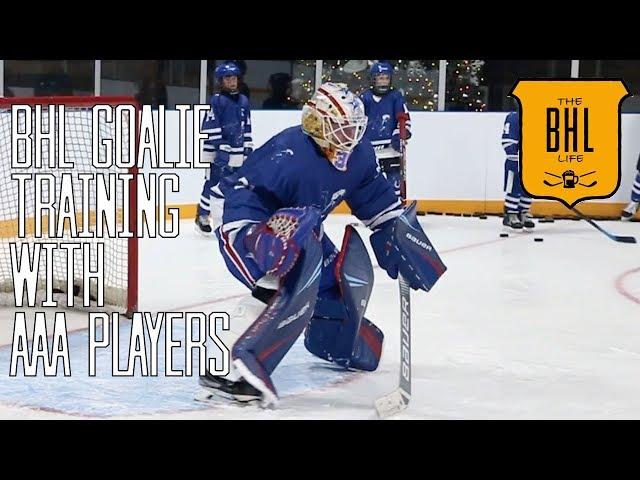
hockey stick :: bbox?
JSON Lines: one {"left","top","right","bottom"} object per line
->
{"left": 396, "top": 112, "right": 410, "bottom": 205}
{"left": 570, "top": 205, "right": 637, "bottom": 243}
{"left": 544, "top": 180, "right": 563, "bottom": 187}
{"left": 375, "top": 273, "right": 412, "bottom": 418}
{"left": 544, "top": 179, "right": 598, "bottom": 188}
{"left": 375, "top": 113, "right": 412, "bottom": 418}
{"left": 578, "top": 180, "right": 598, "bottom": 188}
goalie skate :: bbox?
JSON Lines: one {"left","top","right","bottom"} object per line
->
{"left": 195, "top": 371, "right": 262, "bottom": 404}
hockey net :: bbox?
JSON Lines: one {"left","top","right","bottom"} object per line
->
{"left": 0, "top": 96, "right": 139, "bottom": 316}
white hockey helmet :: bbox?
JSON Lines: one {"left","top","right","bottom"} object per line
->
{"left": 302, "top": 82, "right": 368, "bottom": 171}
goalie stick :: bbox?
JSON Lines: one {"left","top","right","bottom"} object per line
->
{"left": 375, "top": 112, "right": 412, "bottom": 418}
{"left": 375, "top": 273, "right": 411, "bottom": 418}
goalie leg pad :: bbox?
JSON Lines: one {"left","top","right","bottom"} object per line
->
{"left": 231, "top": 235, "right": 323, "bottom": 405}
{"left": 213, "top": 294, "right": 269, "bottom": 383}
{"left": 304, "top": 314, "right": 383, "bottom": 371}
{"left": 304, "top": 226, "right": 384, "bottom": 371}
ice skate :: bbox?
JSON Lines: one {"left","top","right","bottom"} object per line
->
{"left": 196, "top": 370, "right": 262, "bottom": 404}
{"left": 621, "top": 201, "right": 638, "bottom": 221}
{"left": 194, "top": 215, "right": 213, "bottom": 236}
{"left": 520, "top": 211, "right": 535, "bottom": 229}
{"left": 502, "top": 212, "right": 523, "bottom": 231}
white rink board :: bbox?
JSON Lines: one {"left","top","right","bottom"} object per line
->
{"left": 143, "top": 110, "right": 640, "bottom": 206}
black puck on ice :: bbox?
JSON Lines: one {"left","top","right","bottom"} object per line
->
{"left": 534, "top": 237, "right": 543, "bottom": 242}
{"left": 479, "top": 215, "right": 487, "bottom": 219}
{"left": 500, "top": 233, "right": 509, "bottom": 238}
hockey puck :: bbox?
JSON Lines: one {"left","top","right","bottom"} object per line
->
{"left": 479, "top": 215, "right": 487, "bottom": 219}
{"left": 500, "top": 233, "right": 509, "bottom": 238}
{"left": 534, "top": 237, "right": 543, "bottom": 242}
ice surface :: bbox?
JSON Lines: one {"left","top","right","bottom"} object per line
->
{"left": 0, "top": 214, "right": 639, "bottom": 419}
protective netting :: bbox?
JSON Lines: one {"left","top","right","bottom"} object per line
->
{"left": 0, "top": 99, "right": 136, "bottom": 313}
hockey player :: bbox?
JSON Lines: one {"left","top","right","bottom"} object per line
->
{"left": 502, "top": 110, "right": 535, "bottom": 231}
{"left": 199, "top": 83, "right": 447, "bottom": 408}
{"left": 620, "top": 155, "right": 640, "bottom": 221}
{"left": 195, "top": 61, "right": 253, "bottom": 235}
{"left": 359, "top": 61, "right": 411, "bottom": 198}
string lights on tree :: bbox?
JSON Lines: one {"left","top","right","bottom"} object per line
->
{"left": 293, "top": 60, "right": 316, "bottom": 102}
{"left": 294, "top": 60, "right": 488, "bottom": 111}
{"left": 446, "top": 60, "right": 487, "bottom": 111}
{"left": 320, "top": 60, "right": 439, "bottom": 111}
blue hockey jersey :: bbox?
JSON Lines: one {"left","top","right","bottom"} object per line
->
{"left": 202, "top": 92, "right": 253, "bottom": 167}
{"left": 502, "top": 111, "right": 519, "bottom": 161}
{"left": 359, "top": 89, "right": 411, "bottom": 152}
{"left": 218, "top": 126, "right": 402, "bottom": 232}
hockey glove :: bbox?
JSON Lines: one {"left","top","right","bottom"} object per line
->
{"left": 391, "top": 133, "right": 402, "bottom": 153}
{"left": 244, "top": 207, "right": 321, "bottom": 278}
{"left": 391, "top": 130, "right": 411, "bottom": 152}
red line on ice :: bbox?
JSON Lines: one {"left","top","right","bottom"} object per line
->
{"left": 614, "top": 267, "right": 640, "bottom": 306}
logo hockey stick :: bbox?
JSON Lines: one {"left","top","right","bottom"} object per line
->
{"left": 374, "top": 273, "right": 412, "bottom": 418}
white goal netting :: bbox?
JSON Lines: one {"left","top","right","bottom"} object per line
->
{"left": 0, "top": 98, "right": 137, "bottom": 314}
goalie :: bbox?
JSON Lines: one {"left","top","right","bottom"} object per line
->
{"left": 199, "top": 83, "right": 447, "bottom": 408}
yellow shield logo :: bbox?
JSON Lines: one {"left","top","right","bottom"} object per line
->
{"left": 510, "top": 79, "right": 630, "bottom": 208}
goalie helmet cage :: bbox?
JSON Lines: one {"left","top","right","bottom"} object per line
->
{"left": 0, "top": 96, "right": 139, "bottom": 317}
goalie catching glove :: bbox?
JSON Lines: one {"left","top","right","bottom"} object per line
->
{"left": 244, "top": 206, "right": 321, "bottom": 278}
{"left": 370, "top": 201, "right": 447, "bottom": 291}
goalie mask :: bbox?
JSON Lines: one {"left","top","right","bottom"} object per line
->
{"left": 302, "top": 82, "right": 368, "bottom": 171}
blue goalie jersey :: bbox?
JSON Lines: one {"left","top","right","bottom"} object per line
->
{"left": 218, "top": 126, "right": 402, "bottom": 232}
